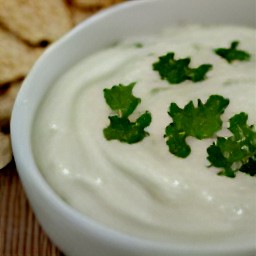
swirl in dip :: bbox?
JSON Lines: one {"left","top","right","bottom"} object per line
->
{"left": 32, "top": 25, "right": 256, "bottom": 245}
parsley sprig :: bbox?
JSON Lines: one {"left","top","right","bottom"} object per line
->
{"left": 152, "top": 52, "right": 212, "bottom": 84}
{"left": 103, "top": 82, "right": 152, "bottom": 144}
{"left": 207, "top": 112, "right": 256, "bottom": 177}
{"left": 164, "top": 95, "right": 229, "bottom": 158}
{"left": 214, "top": 41, "right": 251, "bottom": 63}
{"left": 104, "top": 82, "right": 140, "bottom": 118}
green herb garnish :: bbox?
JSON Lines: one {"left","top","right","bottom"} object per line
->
{"left": 207, "top": 112, "right": 256, "bottom": 178}
{"left": 214, "top": 41, "right": 251, "bottom": 63}
{"left": 103, "top": 82, "right": 152, "bottom": 144}
{"left": 104, "top": 82, "right": 140, "bottom": 118}
{"left": 152, "top": 52, "right": 212, "bottom": 84}
{"left": 134, "top": 42, "right": 143, "bottom": 48}
{"left": 164, "top": 95, "right": 229, "bottom": 158}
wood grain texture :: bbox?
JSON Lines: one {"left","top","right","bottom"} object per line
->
{"left": 0, "top": 160, "right": 62, "bottom": 256}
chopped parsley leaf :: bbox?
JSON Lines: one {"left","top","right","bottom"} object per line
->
{"left": 103, "top": 82, "right": 140, "bottom": 118}
{"left": 104, "top": 112, "right": 152, "bottom": 144}
{"left": 165, "top": 95, "right": 229, "bottom": 158}
{"left": 207, "top": 112, "right": 256, "bottom": 177}
{"left": 103, "top": 83, "right": 152, "bottom": 144}
{"left": 239, "top": 157, "right": 256, "bottom": 176}
{"left": 214, "top": 41, "right": 251, "bottom": 63}
{"left": 152, "top": 52, "right": 212, "bottom": 84}
{"left": 134, "top": 42, "right": 143, "bottom": 48}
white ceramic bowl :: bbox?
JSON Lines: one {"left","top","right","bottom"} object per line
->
{"left": 11, "top": 0, "right": 255, "bottom": 255}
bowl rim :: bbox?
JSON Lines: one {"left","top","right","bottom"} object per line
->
{"left": 10, "top": 0, "right": 256, "bottom": 254}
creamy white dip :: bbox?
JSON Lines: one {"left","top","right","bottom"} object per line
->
{"left": 32, "top": 25, "right": 256, "bottom": 245}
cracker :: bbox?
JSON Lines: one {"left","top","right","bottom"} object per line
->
{"left": 69, "top": 6, "right": 97, "bottom": 25}
{"left": 0, "top": 27, "right": 43, "bottom": 84}
{"left": 0, "top": 0, "right": 72, "bottom": 45}
{"left": 0, "top": 81, "right": 21, "bottom": 122}
{"left": 0, "top": 132, "right": 12, "bottom": 169}
{"left": 71, "top": 0, "right": 123, "bottom": 8}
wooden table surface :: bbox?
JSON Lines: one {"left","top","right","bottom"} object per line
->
{"left": 0, "top": 160, "right": 62, "bottom": 256}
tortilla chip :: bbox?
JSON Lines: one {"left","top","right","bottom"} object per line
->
{"left": 0, "top": 27, "right": 43, "bottom": 84}
{"left": 0, "top": 81, "right": 21, "bottom": 122}
{"left": 0, "top": 132, "right": 12, "bottom": 169}
{"left": 69, "top": 5, "right": 98, "bottom": 25}
{"left": 0, "top": 0, "right": 72, "bottom": 45}
{"left": 71, "top": 0, "right": 123, "bottom": 8}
